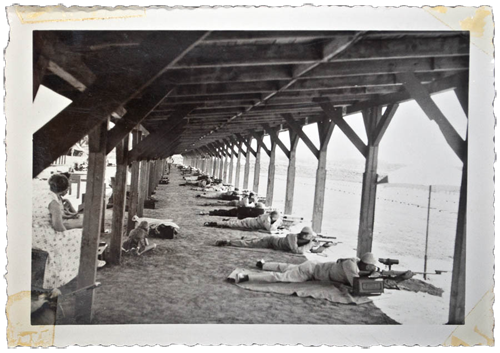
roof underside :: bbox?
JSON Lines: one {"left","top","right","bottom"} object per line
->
{"left": 35, "top": 30, "right": 469, "bottom": 161}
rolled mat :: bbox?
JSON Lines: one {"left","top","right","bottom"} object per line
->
{"left": 227, "top": 268, "right": 372, "bottom": 305}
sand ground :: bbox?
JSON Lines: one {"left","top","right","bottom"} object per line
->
{"left": 37, "top": 160, "right": 454, "bottom": 325}
{"left": 56, "top": 167, "right": 397, "bottom": 325}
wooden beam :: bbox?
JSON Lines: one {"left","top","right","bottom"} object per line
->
{"left": 284, "top": 130, "right": 300, "bottom": 214}
{"left": 129, "top": 107, "right": 193, "bottom": 161}
{"left": 230, "top": 136, "right": 247, "bottom": 158}
{"left": 372, "top": 104, "right": 399, "bottom": 146}
{"left": 33, "top": 55, "right": 49, "bottom": 101}
{"left": 204, "top": 30, "right": 464, "bottom": 43}
{"left": 262, "top": 124, "right": 290, "bottom": 159}
{"left": 213, "top": 141, "right": 228, "bottom": 157}
{"left": 34, "top": 32, "right": 97, "bottom": 94}
{"left": 320, "top": 102, "right": 368, "bottom": 157}
{"left": 174, "top": 35, "right": 468, "bottom": 69}
{"left": 282, "top": 113, "right": 320, "bottom": 159}
{"left": 153, "top": 132, "right": 184, "bottom": 160}
{"left": 106, "top": 86, "right": 176, "bottom": 154}
{"left": 223, "top": 138, "right": 238, "bottom": 157}
{"left": 236, "top": 134, "right": 257, "bottom": 157}
{"left": 109, "top": 134, "right": 129, "bottom": 266}
{"left": 454, "top": 83, "right": 469, "bottom": 118}
{"left": 75, "top": 119, "right": 108, "bottom": 324}
{"left": 170, "top": 73, "right": 451, "bottom": 97}
{"left": 32, "top": 31, "right": 207, "bottom": 177}
{"left": 339, "top": 72, "right": 468, "bottom": 116}
{"left": 397, "top": 72, "right": 466, "bottom": 162}
{"left": 175, "top": 42, "right": 321, "bottom": 68}
{"left": 250, "top": 131, "right": 271, "bottom": 157}
{"left": 165, "top": 56, "right": 468, "bottom": 85}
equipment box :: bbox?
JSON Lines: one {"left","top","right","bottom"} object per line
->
{"left": 353, "top": 277, "right": 384, "bottom": 296}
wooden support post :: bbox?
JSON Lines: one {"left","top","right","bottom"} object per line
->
{"left": 235, "top": 140, "right": 243, "bottom": 188}
{"left": 228, "top": 143, "right": 235, "bottom": 185}
{"left": 223, "top": 154, "right": 229, "bottom": 183}
{"left": 148, "top": 160, "right": 156, "bottom": 197}
{"left": 243, "top": 140, "right": 251, "bottom": 190}
{"left": 285, "top": 130, "right": 300, "bottom": 214}
{"left": 109, "top": 134, "right": 129, "bottom": 266}
{"left": 266, "top": 137, "right": 277, "bottom": 206}
{"left": 448, "top": 133, "right": 468, "bottom": 324}
{"left": 138, "top": 159, "right": 149, "bottom": 217}
{"left": 201, "top": 158, "right": 206, "bottom": 173}
{"left": 127, "top": 130, "right": 141, "bottom": 234}
{"left": 312, "top": 114, "right": 336, "bottom": 232}
{"left": 357, "top": 106, "right": 382, "bottom": 257}
{"left": 212, "top": 156, "right": 217, "bottom": 177}
{"left": 76, "top": 119, "right": 108, "bottom": 324}
{"left": 253, "top": 134, "right": 263, "bottom": 194}
{"left": 218, "top": 156, "right": 224, "bottom": 180}
{"left": 206, "top": 156, "right": 212, "bottom": 176}
{"left": 100, "top": 191, "right": 106, "bottom": 234}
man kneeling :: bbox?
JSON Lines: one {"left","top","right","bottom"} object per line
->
{"left": 215, "top": 226, "right": 331, "bottom": 254}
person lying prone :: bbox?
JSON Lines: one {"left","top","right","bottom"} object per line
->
{"left": 205, "top": 210, "right": 283, "bottom": 233}
{"left": 230, "top": 252, "right": 384, "bottom": 286}
{"left": 215, "top": 226, "right": 332, "bottom": 254}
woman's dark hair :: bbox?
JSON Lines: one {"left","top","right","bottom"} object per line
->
{"left": 48, "top": 174, "right": 70, "bottom": 193}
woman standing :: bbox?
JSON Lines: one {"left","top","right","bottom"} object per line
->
{"left": 32, "top": 174, "right": 83, "bottom": 290}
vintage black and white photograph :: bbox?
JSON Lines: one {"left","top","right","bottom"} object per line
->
{"left": 4, "top": 4, "right": 495, "bottom": 347}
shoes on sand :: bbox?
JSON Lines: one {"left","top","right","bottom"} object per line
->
{"left": 256, "top": 260, "right": 265, "bottom": 269}
{"left": 235, "top": 273, "right": 249, "bottom": 284}
{"left": 215, "top": 240, "right": 230, "bottom": 247}
{"left": 228, "top": 273, "right": 249, "bottom": 284}
{"left": 204, "top": 222, "right": 218, "bottom": 227}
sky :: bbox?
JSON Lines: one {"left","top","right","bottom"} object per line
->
{"left": 266, "top": 90, "right": 467, "bottom": 169}
{"left": 34, "top": 84, "right": 467, "bottom": 186}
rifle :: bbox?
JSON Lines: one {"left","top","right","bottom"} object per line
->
{"left": 378, "top": 258, "right": 446, "bottom": 276}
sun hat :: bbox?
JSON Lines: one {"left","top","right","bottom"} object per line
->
{"left": 298, "top": 226, "right": 316, "bottom": 239}
{"left": 360, "top": 252, "right": 378, "bottom": 265}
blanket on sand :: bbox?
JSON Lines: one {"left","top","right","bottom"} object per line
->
{"left": 227, "top": 268, "right": 372, "bottom": 305}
